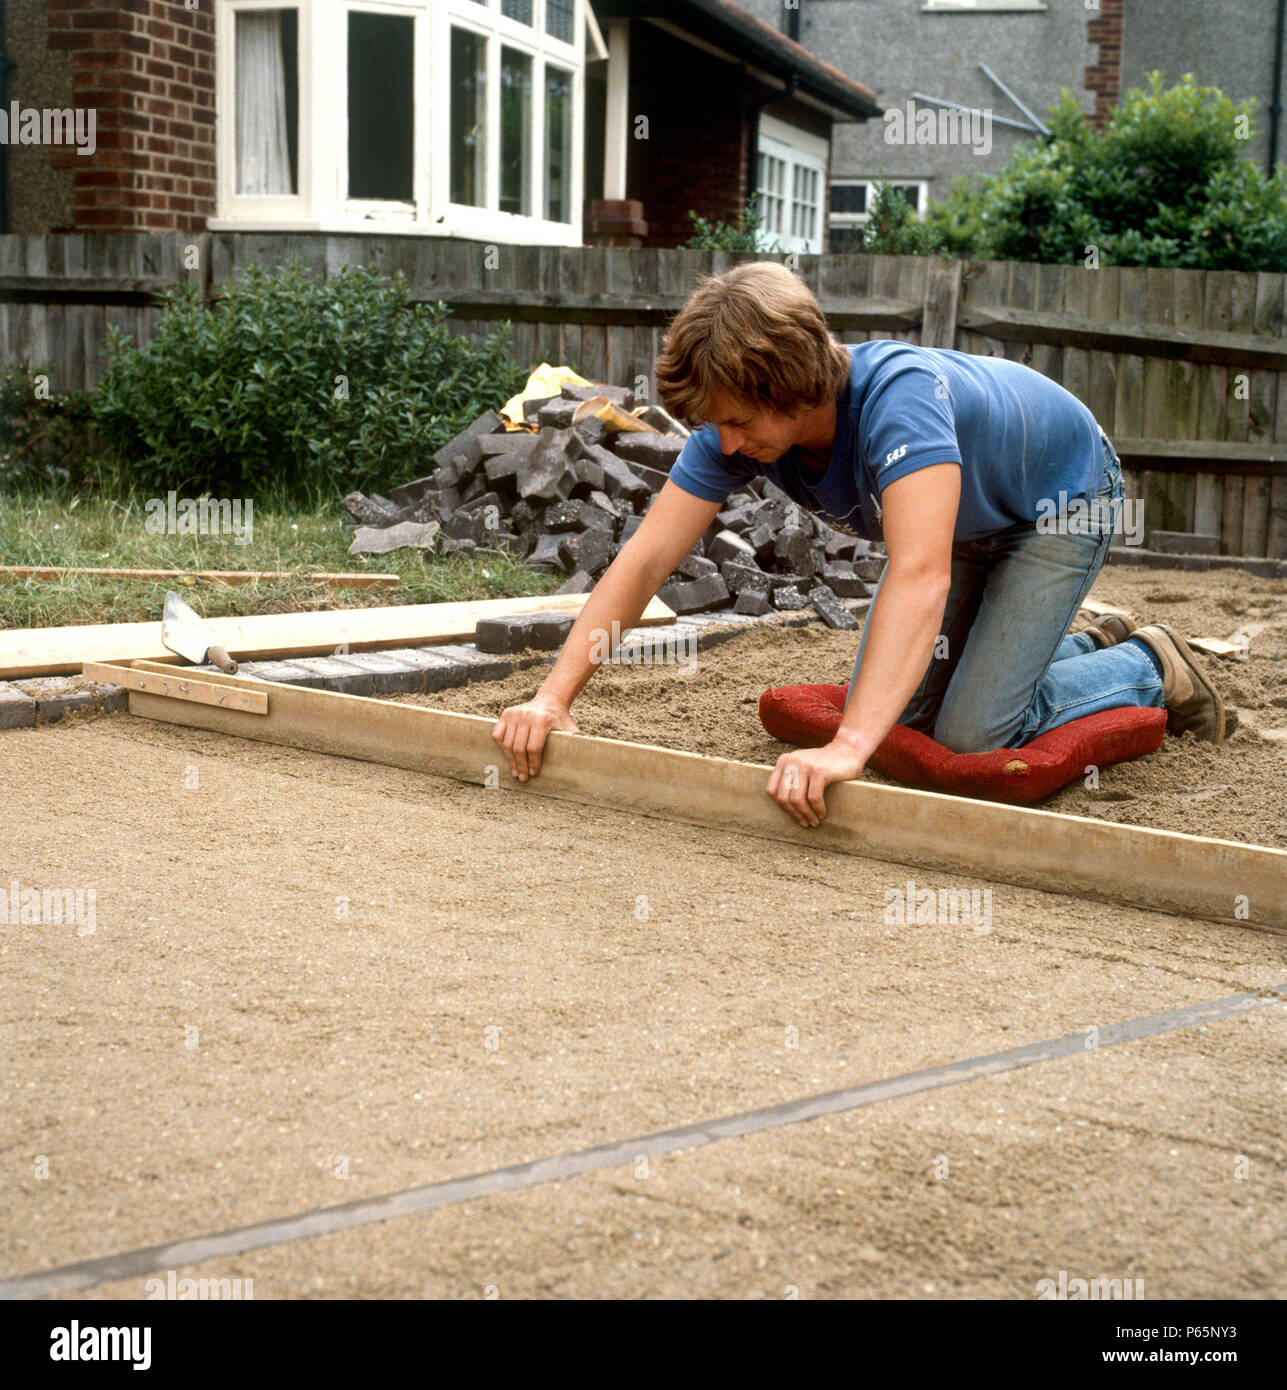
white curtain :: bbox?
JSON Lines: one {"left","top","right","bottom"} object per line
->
{"left": 236, "top": 11, "right": 292, "bottom": 196}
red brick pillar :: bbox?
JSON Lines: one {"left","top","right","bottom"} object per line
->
{"left": 47, "top": 0, "right": 216, "bottom": 231}
{"left": 584, "top": 198, "right": 648, "bottom": 248}
{"left": 1085, "top": 0, "right": 1123, "bottom": 128}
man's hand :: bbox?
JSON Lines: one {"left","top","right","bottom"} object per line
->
{"left": 492, "top": 692, "right": 579, "bottom": 781}
{"left": 765, "top": 732, "right": 867, "bottom": 827}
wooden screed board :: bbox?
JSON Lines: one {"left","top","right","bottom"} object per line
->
{"left": 90, "top": 659, "right": 1287, "bottom": 934}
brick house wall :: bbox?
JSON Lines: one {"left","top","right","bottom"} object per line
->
{"left": 47, "top": 0, "right": 215, "bottom": 231}
{"left": 1085, "top": 0, "right": 1124, "bottom": 127}
{"left": 626, "top": 21, "right": 749, "bottom": 248}
{"left": 625, "top": 21, "right": 834, "bottom": 249}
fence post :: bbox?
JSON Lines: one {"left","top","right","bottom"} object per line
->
{"left": 920, "top": 256, "right": 962, "bottom": 349}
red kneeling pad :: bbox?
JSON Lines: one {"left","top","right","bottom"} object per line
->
{"left": 758, "top": 683, "right": 1166, "bottom": 805}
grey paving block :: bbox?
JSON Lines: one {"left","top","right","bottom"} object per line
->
{"left": 853, "top": 557, "right": 886, "bottom": 582}
{"left": 707, "top": 528, "right": 756, "bottom": 566}
{"left": 553, "top": 569, "right": 594, "bottom": 595}
{"left": 611, "top": 433, "right": 684, "bottom": 471}
{"left": 675, "top": 552, "right": 719, "bottom": 581}
{"left": 676, "top": 612, "right": 758, "bottom": 627}
{"left": 614, "top": 626, "right": 701, "bottom": 666}
{"left": 95, "top": 683, "right": 128, "bottom": 713}
{"left": 279, "top": 656, "right": 379, "bottom": 695}
{"left": 430, "top": 645, "right": 514, "bottom": 683}
{"left": 821, "top": 563, "right": 869, "bottom": 598}
{"left": 657, "top": 573, "right": 731, "bottom": 615}
{"left": 561, "top": 382, "right": 636, "bottom": 409}
{"left": 558, "top": 528, "right": 613, "bottom": 575}
{"left": 235, "top": 660, "right": 325, "bottom": 686}
{"left": 475, "top": 611, "right": 575, "bottom": 654}
{"left": 376, "top": 647, "right": 463, "bottom": 675}
{"left": 673, "top": 615, "right": 756, "bottom": 650}
{"left": 431, "top": 409, "right": 506, "bottom": 471}
{"left": 12, "top": 676, "right": 100, "bottom": 724}
{"left": 614, "top": 621, "right": 695, "bottom": 653}
{"left": 335, "top": 651, "right": 428, "bottom": 694}
{"left": 771, "top": 610, "right": 817, "bottom": 629}
{"left": 720, "top": 561, "right": 772, "bottom": 596}
{"left": 809, "top": 585, "right": 861, "bottom": 631}
{"left": 0, "top": 681, "right": 37, "bottom": 730}
{"left": 403, "top": 650, "right": 482, "bottom": 693}
{"left": 733, "top": 588, "right": 772, "bottom": 616}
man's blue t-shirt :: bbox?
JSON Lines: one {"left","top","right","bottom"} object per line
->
{"left": 667, "top": 341, "right": 1106, "bottom": 542}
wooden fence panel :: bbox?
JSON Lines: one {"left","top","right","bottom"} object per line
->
{"left": 2, "top": 235, "right": 1286, "bottom": 554}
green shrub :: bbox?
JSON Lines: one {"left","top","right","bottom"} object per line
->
{"left": 860, "top": 180, "right": 944, "bottom": 256}
{"left": 919, "top": 73, "right": 1287, "bottom": 270}
{"left": 0, "top": 364, "right": 102, "bottom": 492}
{"left": 685, "top": 193, "right": 785, "bottom": 252}
{"left": 91, "top": 258, "right": 529, "bottom": 501}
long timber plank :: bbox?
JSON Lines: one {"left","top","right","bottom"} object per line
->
{"left": 103, "top": 660, "right": 1287, "bottom": 934}
{"left": 0, "top": 566, "right": 400, "bottom": 588}
{"left": 0, "top": 593, "right": 675, "bottom": 678}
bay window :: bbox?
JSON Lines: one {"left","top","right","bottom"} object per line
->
{"left": 215, "top": 0, "right": 585, "bottom": 241}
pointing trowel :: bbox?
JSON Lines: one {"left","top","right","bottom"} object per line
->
{"left": 161, "top": 590, "right": 239, "bottom": 674}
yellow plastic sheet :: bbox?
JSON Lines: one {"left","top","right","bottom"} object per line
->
{"left": 499, "top": 363, "right": 594, "bottom": 428}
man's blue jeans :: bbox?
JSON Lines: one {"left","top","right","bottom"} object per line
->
{"left": 846, "top": 435, "right": 1165, "bottom": 753}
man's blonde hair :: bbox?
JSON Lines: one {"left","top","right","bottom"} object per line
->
{"left": 655, "top": 260, "right": 851, "bottom": 426}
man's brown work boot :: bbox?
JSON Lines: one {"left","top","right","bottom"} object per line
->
{"left": 1130, "top": 623, "right": 1226, "bottom": 744}
{"left": 1080, "top": 609, "right": 1136, "bottom": 649}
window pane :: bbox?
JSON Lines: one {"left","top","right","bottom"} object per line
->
{"left": 500, "top": 47, "right": 532, "bottom": 216}
{"left": 236, "top": 8, "right": 298, "bottom": 195}
{"left": 450, "top": 28, "right": 487, "bottom": 207}
{"left": 830, "top": 183, "right": 865, "bottom": 214}
{"left": 502, "top": 0, "right": 533, "bottom": 24}
{"left": 545, "top": 64, "right": 572, "bottom": 222}
{"left": 348, "top": 12, "right": 414, "bottom": 201}
{"left": 546, "top": 0, "right": 574, "bottom": 42}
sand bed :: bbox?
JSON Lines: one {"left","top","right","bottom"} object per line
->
{"left": 1, "top": 563, "right": 1283, "bottom": 1301}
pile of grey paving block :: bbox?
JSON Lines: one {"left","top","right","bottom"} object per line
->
{"left": 342, "top": 381, "right": 887, "bottom": 635}
{"left": 0, "top": 386, "right": 891, "bottom": 733}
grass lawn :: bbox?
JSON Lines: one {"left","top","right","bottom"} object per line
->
{"left": 0, "top": 490, "right": 561, "bottom": 629}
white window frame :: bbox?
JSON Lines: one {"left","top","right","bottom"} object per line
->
{"left": 216, "top": 0, "right": 312, "bottom": 225}
{"left": 338, "top": 1, "right": 426, "bottom": 223}
{"left": 212, "top": 0, "right": 585, "bottom": 242}
{"left": 828, "top": 177, "right": 929, "bottom": 249}
{"left": 755, "top": 113, "right": 827, "bottom": 255}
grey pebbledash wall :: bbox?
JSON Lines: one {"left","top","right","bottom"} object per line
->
{"left": 739, "top": 0, "right": 1101, "bottom": 200}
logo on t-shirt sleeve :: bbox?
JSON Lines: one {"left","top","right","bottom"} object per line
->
{"left": 883, "top": 444, "right": 908, "bottom": 468}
